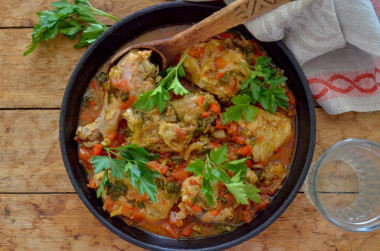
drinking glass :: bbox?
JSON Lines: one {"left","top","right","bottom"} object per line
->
{"left": 304, "top": 139, "right": 380, "bottom": 232}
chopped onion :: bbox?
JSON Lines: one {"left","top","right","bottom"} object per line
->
{"left": 212, "top": 130, "right": 226, "bottom": 139}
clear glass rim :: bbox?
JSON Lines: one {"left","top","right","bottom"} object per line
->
{"left": 309, "top": 138, "right": 380, "bottom": 232}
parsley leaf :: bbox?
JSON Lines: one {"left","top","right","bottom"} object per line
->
{"left": 74, "top": 23, "right": 107, "bottom": 48}
{"left": 226, "top": 182, "right": 248, "bottom": 205}
{"left": 221, "top": 56, "right": 290, "bottom": 124}
{"left": 90, "top": 144, "right": 161, "bottom": 201}
{"left": 187, "top": 159, "right": 205, "bottom": 176}
{"left": 96, "top": 170, "right": 109, "bottom": 198}
{"left": 24, "top": 0, "right": 119, "bottom": 56}
{"left": 222, "top": 94, "right": 258, "bottom": 124}
{"left": 210, "top": 144, "right": 227, "bottom": 166}
{"left": 91, "top": 155, "right": 110, "bottom": 174}
{"left": 132, "top": 54, "right": 189, "bottom": 113}
{"left": 245, "top": 183, "right": 261, "bottom": 203}
{"left": 186, "top": 144, "right": 260, "bottom": 207}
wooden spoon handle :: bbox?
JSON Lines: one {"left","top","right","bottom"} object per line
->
{"left": 169, "top": 0, "right": 290, "bottom": 51}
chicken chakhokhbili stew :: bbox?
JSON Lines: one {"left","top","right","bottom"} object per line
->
{"left": 75, "top": 32, "right": 296, "bottom": 238}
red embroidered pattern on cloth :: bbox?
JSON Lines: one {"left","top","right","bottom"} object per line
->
{"left": 307, "top": 60, "right": 380, "bottom": 101}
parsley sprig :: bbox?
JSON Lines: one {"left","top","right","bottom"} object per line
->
{"left": 90, "top": 144, "right": 161, "bottom": 202}
{"left": 132, "top": 54, "right": 189, "bottom": 113}
{"left": 222, "top": 56, "right": 289, "bottom": 124}
{"left": 24, "top": 0, "right": 119, "bottom": 56}
{"left": 187, "top": 145, "right": 261, "bottom": 207}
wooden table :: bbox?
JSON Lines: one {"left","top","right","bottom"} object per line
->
{"left": 1, "top": 0, "right": 380, "bottom": 250}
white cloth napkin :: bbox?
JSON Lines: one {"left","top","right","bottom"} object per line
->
{"left": 188, "top": 0, "right": 380, "bottom": 114}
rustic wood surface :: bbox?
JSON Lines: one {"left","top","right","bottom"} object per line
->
{"left": 1, "top": 0, "right": 380, "bottom": 250}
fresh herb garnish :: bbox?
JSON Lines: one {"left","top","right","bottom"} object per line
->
{"left": 90, "top": 144, "right": 161, "bottom": 202}
{"left": 132, "top": 54, "right": 189, "bottom": 113}
{"left": 24, "top": 0, "right": 119, "bottom": 56}
{"left": 222, "top": 56, "right": 289, "bottom": 124}
{"left": 222, "top": 94, "right": 258, "bottom": 124}
{"left": 186, "top": 145, "right": 261, "bottom": 207}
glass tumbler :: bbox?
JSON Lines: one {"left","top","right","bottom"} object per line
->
{"left": 304, "top": 138, "right": 380, "bottom": 232}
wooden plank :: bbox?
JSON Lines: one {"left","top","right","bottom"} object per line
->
{"left": 1, "top": 193, "right": 380, "bottom": 250}
{"left": 1, "top": 109, "right": 380, "bottom": 193}
{"left": 0, "top": 110, "right": 74, "bottom": 193}
{"left": 0, "top": 0, "right": 170, "bottom": 28}
{"left": 0, "top": 29, "right": 86, "bottom": 108}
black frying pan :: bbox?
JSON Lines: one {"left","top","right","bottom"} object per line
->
{"left": 59, "top": 2, "right": 316, "bottom": 250}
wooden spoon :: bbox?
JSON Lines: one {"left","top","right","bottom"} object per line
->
{"left": 110, "top": 0, "right": 290, "bottom": 69}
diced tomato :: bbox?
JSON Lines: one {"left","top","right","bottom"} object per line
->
{"left": 215, "top": 117, "right": 226, "bottom": 129}
{"left": 227, "top": 122, "right": 239, "bottom": 136}
{"left": 160, "top": 222, "right": 179, "bottom": 239}
{"left": 120, "top": 95, "right": 137, "bottom": 110}
{"left": 171, "top": 168, "right": 190, "bottom": 182}
{"left": 246, "top": 160, "right": 254, "bottom": 168}
{"left": 286, "top": 90, "right": 296, "bottom": 106}
{"left": 209, "top": 141, "right": 222, "bottom": 149}
{"left": 236, "top": 145, "right": 252, "bottom": 156}
{"left": 89, "top": 100, "right": 95, "bottom": 107}
{"left": 107, "top": 131, "right": 118, "bottom": 142}
{"left": 91, "top": 79, "right": 97, "bottom": 89}
{"left": 105, "top": 198, "right": 115, "bottom": 212}
{"left": 117, "top": 134, "right": 125, "bottom": 145}
{"left": 197, "top": 96, "right": 204, "bottom": 108}
{"left": 201, "top": 111, "right": 211, "bottom": 118}
{"left": 218, "top": 44, "right": 225, "bottom": 51}
{"left": 232, "top": 135, "right": 245, "bottom": 145}
{"left": 216, "top": 72, "right": 224, "bottom": 80}
{"left": 92, "top": 143, "right": 103, "bottom": 156}
{"left": 174, "top": 126, "right": 187, "bottom": 138}
{"left": 209, "top": 103, "right": 220, "bottom": 113}
{"left": 214, "top": 56, "right": 227, "bottom": 69}
{"left": 188, "top": 47, "right": 204, "bottom": 59}
{"left": 79, "top": 147, "right": 91, "bottom": 163}
{"left": 209, "top": 209, "right": 221, "bottom": 216}
{"left": 218, "top": 32, "right": 233, "bottom": 39}
{"left": 87, "top": 178, "right": 97, "bottom": 189}
{"left": 187, "top": 200, "right": 202, "bottom": 212}
{"left": 182, "top": 225, "right": 193, "bottom": 237}
{"left": 112, "top": 78, "right": 129, "bottom": 93}
{"left": 147, "top": 161, "right": 169, "bottom": 175}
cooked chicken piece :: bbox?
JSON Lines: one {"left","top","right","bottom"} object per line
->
{"left": 95, "top": 172, "right": 180, "bottom": 221}
{"left": 158, "top": 122, "right": 195, "bottom": 153}
{"left": 171, "top": 92, "right": 218, "bottom": 126}
{"left": 183, "top": 39, "right": 249, "bottom": 101}
{"left": 123, "top": 108, "right": 173, "bottom": 152}
{"left": 76, "top": 50, "right": 158, "bottom": 144}
{"left": 176, "top": 176, "right": 237, "bottom": 223}
{"left": 110, "top": 49, "right": 158, "bottom": 96}
{"left": 124, "top": 93, "right": 219, "bottom": 154}
{"left": 76, "top": 92, "right": 122, "bottom": 143}
{"left": 238, "top": 109, "right": 292, "bottom": 163}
